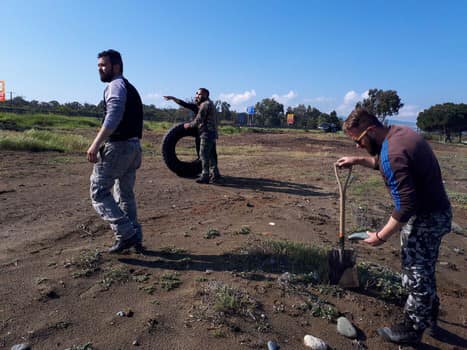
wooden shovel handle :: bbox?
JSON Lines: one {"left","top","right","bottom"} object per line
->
{"left": 334, "top": 163, "right": 352, "bottom": 248}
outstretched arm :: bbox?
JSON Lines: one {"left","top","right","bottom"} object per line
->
{"left": 164, "top": 96, "right": 197, "bottom": 113}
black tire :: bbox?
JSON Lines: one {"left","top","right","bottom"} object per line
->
{"left": 161, "top": 122, "right": 202, "bottom": 177}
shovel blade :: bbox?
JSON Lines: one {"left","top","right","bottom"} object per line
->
{"left": 328, "top": 248, "right": 359, "bottom": 288}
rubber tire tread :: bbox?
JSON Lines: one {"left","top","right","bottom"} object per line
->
{"left": 161, "top": 122, "right": 201, "bottom": 177}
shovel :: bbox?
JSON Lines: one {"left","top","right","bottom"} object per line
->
{"left": 328, "top": 163, "right": 359, "bottom": 287}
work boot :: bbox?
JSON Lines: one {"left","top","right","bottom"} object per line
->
{"left": 108, "top": 234, "right": 140, "bottom": 254}
{"left": 377, "top": 318, "right": 423, "bottom": 345}
{"left": 196, "top": 174, "right": 210, "bottom": 184}
{"left": 426, "top": 299, "right": 440, "bottom": 337}
{"left": 210, "top": 172, "right": 222, "bottom": 183}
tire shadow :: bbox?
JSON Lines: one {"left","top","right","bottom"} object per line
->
{"left": 214, "top": 175, "right": 334, "bottom": 197}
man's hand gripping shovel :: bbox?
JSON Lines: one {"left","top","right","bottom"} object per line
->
{"left": 328, "top": 163, "right": 359, "bottom": 288}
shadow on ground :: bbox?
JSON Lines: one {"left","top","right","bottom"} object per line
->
{"left": 213, "top": 175, "right": 334, "bottom": 197}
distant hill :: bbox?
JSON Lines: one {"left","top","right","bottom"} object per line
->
{"left": 387, "top": 119, "right": 418, "bottom": 131}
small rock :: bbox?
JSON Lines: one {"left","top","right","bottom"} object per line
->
{"left": 205, "top": 269, "right": 213, "bottom": 274}
{"left": 303, "top": 334, "right": 327, "bottom": 349}
{"left": 132, "top": 340, "right": 139, "bottom": 346}
{"left": 116, "top": 311, "right": 125, "bottom": 317}
{"left": 125, "top": 308, "right": 134, "bottom": 317}
{"left": 11, "top": 344, "right": 31, "bottom": 350}
{"left": 267, "top": 340, "right": 279, "bottom": 350}
{"left": 337, "top": 316, "right": 357, "bottom": 339}
{"left": 269, "top": 222, "right": 276, "bottom": 226}
{"left": 451, "top": 221, "right": 465, "bottom": 235}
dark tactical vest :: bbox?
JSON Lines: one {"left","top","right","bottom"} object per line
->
{"left": 103, "top": 78, "right": 143, "bottom": 141}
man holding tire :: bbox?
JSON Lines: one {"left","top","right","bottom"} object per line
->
{"left": 87, "top": 49, "right": 144, "bottom": 253}
{"left": 164, "top": 89, "right": 221, "bottom": 184}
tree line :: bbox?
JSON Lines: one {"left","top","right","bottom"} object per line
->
{"left": 1, "top": 90, "right": 466, "bottom": 140}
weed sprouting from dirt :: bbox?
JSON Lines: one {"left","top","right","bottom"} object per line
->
{"left": 100, "top": 265, "right": 130, "bottom": 289}
{"left": 235, "top": 226, "right": 251, "bottom": 235}
{"left": 190, "top": 281, "right": 269, "bottom": 333}
{"left": 237, "top": 240, "right": 329, "bottom": 281}
{"left": 132, "top": 272, "right": 151, "bottom": 283}
{"left": 159, "top": 272, "right": 182, "bottom": 291}
{"left": 448, "top": 191, "right": 467, "bottom": 209}
{"left": 358, "top": 262, "right": 407, "bottom": 303}
{"left": 68, "top": 250, "right": 102, "bottom": 278}
{"left": 204, "top": 229, "right": 221, "bottom": 239}
{"left": 214, "top": 285, "right": 243, "bottom": 313}
{"left": 160, "top": 246, "right": 188, "bottom": 254}
{"left": 139, "top": 284, "right": 157, "bottom": 295}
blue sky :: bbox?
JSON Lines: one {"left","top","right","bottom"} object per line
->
{"left": 2, "top": 0, "right": 467, "bottom": 121}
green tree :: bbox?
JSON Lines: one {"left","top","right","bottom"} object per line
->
{"left": 417, "top": 103, "right": 467, "bottom": 143}
{"left": 215, "top": 100, "right": 232, "bottom": 122}
{"left": 356, "top": 89, "right": 404, "bottom": 124}
{"left": 255, "top": 98, "right": 284, "bottom": 127}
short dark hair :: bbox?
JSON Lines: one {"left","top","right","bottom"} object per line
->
{"left": 98, "top": 49, "right": 123, "bottom": 73}
{"left": 343, "top": 107, "right": 383, "bottom": 131}
{"left": 198, "top": 88, "right": 210, "bottom": 97}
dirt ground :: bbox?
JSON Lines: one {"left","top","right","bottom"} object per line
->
{"left": 0, "top": 130, "right": 466, "bottom": 350}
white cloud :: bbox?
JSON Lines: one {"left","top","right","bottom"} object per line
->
{"left": 304, "top": 96, "right": 335, "bottom": 104}
{"left": 271, "top": 90, "right": 297, "bottom": 105}
{"left": 396, "top": 105, "right": 420, "bottom": 120}
{"left": 218, "top": 89, "right": 256, "bottom": 111}
{"left": 336, "top": 90, "right": 369, "bottom": 116}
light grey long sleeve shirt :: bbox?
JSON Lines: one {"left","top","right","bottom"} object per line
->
{"left": 102, "top": 75, "right": 127, "bottom": 131}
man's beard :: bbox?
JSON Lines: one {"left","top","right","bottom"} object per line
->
{"left": 99, "top": 70, "right": 113, "bottom": 83}
{"left": 367, "top": 137, "right": 382, "bottom": 156}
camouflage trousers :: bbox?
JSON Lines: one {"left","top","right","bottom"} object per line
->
{"left": 200, "top": 138, "right": 219, "bottom": 177}
{"left": 400, "top": 208, "right": 452, "bottom": 330}
{"left": 90, "top": 140, "right": 142, "bottom": 241}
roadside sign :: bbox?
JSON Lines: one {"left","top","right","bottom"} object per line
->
{"left": 287, "top": 113, "right": 294, "bottom": 125}
{"left": 0, "top": 81, "right": 5, "bottom": 102}
{"left": 246, "top": 106, "right": 255, "bottom": 115}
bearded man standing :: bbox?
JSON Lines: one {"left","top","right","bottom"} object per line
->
{"left": 87, "top": 49, "right": 144, "bottom": 253}
{"left": 164, "top": 88, "right": 220, "bottom": 184}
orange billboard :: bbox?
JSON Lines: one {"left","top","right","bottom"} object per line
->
{"left": 0, "top": 81, "right": 5, "bottom": 102}
{"left": 286, "top": 113, "right": 294, "bottom": 125}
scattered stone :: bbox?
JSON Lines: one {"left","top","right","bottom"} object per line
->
{"left": 337, "top": 316, "right": 357, "bottom": 339}
{"left": 205, "top": 269, "right": 213, "bottom": 274}
{"left": 269, "top": 222, "right": 276, "bottom": 226}
{"left": 303, "top": 334, "right": 327, "bottom": 349}
{"left": 267, "top": 340, "right": 279, "bottom": 350}
{"left": 132, "top": 340, "right": 139, "bottom": 346}
{"left": 453, "top": 248, "right": 464, "bottom": 255}
{"left": 278, "top": 272, "right": 292, "bottom": 284}
{"left": 116, "top": 311, "right": 125, "bottom": 317}
{"left": 11, "top": 344, "right": 31, "bottom": 350}
{"left": 125, "top": 308, "right": 134, "bottom": 317}
{"left": 451, "top": 221, "right": 464, "bottom": 235}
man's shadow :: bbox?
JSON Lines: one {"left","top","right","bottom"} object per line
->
{"left": 214, "top": 175, "right": 333, "bottom": 197}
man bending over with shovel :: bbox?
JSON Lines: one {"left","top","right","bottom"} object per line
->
{"left": 336, "top": 107, "right": 451, "bottom": 346}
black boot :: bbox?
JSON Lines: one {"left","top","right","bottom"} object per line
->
{"left": 377, "top": 318, "right": 423, "bottom": 345}
{"left": 196, "top": 174, "right": 210, "bottom": 184}
{"left": 108, "top": 234, "right": 140, "bottom": 254}
{"left": 210, "top": 171, "right": 221, "bottom": 183}
{"left": 426, "top": 299, "right": 440, "bottom": 337}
